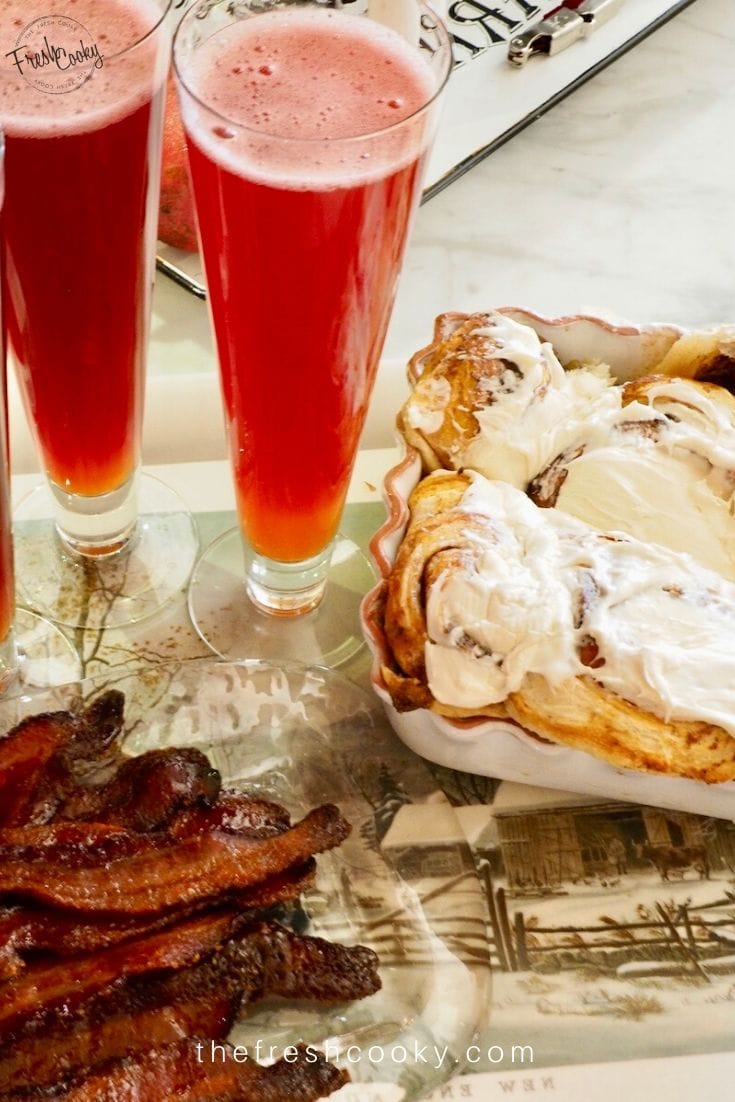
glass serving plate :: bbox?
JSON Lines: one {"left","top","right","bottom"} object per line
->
{"left": 0, "top": 659, "right": 491, "bottom": 1100}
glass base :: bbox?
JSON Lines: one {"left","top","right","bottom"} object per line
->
{"left": 14, "top": 474, "right": 199, "bottom": 630}
{"left": 246, "top": 543, "right": 333, "bottom": 617}
{"left": 1, "top": 608, "right": 81, "bottom": 696}
{"left": 49, "top": 472, "right": 139, "bottom": 556}
{"left": 187, "top": 527, "right": 376, "bottom": 668}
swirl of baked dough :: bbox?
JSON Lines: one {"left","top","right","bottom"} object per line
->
{"left": 382, "top": 471, "right": 510, "bottom": 718}
{"left": 398, "top": 311, "right": 579, "bottom": 484}
{"left": 400, "top": 315, "right": 735, "bottom": 502}
{"left": 399, "top": 313, "right": 508, "bottom": 471}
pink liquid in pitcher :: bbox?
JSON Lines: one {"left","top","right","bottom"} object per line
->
{"left": 0, "top": 0, "right": 166, "bottom": 496}
{"left": 181, "top": 9, "right": 437, "bottom": 562}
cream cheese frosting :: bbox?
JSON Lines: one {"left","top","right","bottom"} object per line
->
{"left": 460, "top": 315, "right": 619, "bottom": 487}
{"left": 550, "top": 378, "right": 735, "bottom": 578}
{"left": 554, "top": 444, "right": 735, "bottom": 580}
{"left": 424, "top": 474, "right": 735, "bottom": 736}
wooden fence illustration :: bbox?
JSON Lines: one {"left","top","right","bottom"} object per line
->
{"left": 493, "top": 888, "right": 735, "bottom": 975}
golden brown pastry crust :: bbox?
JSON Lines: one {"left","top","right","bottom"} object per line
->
{"left": 398, "top": 313, "right": 540, "bottom": 474}
{"left": 648, "top": 327, "right": 735, "bottom": 395}
{"left": 506, "top": 674, "right": 735, "bottom": 785}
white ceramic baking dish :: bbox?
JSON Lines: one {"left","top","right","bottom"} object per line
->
{"left": 361, "top": 308, "right": 735, "bottom": 820}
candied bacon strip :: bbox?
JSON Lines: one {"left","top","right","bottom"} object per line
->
{"left": 0, "top": 804, "right": 349, "bottom": 914}
{"left": 168, "top": 790, "right": 292, "bottom": 838}
{"left": 0, "top": 785, "right": 292, "bottom": 867}
{"left": 55, "top": 1041, "right": 349, "bottom": 1102}
{"left": 0, "top": 822, "right": 129, "bottom": 847}
{"left": 0, "top": 923, "right": 378, "bottom": 1094}
{"left": 0, "top": 692, "right": 126, "bottom": 829}
{"left": 156, "top": 921, "right": 382, "bottom": 1013}
{"left": 0, "top": 712, "right": 84, "bottom": 828}
{"left": 0, "top": 993, "right": 238, "bottom": 1096}
{"left": 0, "top": 910, "right": 245, "bottom": 1041}
{"left": 1, "top": 935, "right": 259, "bottom": 1092}
{"left": 0, "top": 860, "right": 316, "bottom": 963}
{"left": 71, "top": 692, "right": 126, "bottom": 768}
{"left": 237, "top": 922, "right": 381, "bottom": 1006}
{"left": 0, "top": 822, "right": 158, "bottom": 869}
{"left": 56, "top": 747, "right": 222, "bottom": 832}
{"left": 0, "top": 941, "right": 23, "bottom": 984}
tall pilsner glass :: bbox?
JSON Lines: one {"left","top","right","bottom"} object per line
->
{"left": 0, "top": 133, "right": 79, "bottom": 691}
{"left": 0, "top": 130, "right": 13, "bottom": 686}
{"left": 176, "top": 0, "right": 451, "bottom": 666}
{"left": 0, "top": 0, "right": 198, "bottom": 630}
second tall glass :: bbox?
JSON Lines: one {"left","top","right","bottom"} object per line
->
{"left": 176, "top": 0, "right": 451, "bottom": 665}
{"left": 0, "top": 0, "right": 197, "bottom": 629}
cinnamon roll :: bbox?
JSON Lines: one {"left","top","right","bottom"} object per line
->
{"left": 380, "top": 471, "right": 735, "bottom": 782}
{"left": 398, "top": 311, "right": 617, "bottom": 488}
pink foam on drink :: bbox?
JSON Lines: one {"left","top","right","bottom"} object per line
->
{"left": 0, "top": 0, "right": 166, "bottom": 137}
{"left": 179, "top": 8, "right": 438, "bottom": 192}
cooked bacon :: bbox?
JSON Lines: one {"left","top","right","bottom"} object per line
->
{"left": 0, "top": 692, "right": 125, "bottom": 829}
{"left": 56, "top": 747, "right": 221, "bottom": 832}
{"left": 168, "top": 790, "right": 292, "bottom": 838}
{"left": 0, "top": 860, "right": 315, "bottom": 964}
{"left": 0, "top": 821, "right": 130, "bottom": 847}
{"left": 1, "top": 911, "right": 376, "bottom": 1046}
{"left": 0, "top": 805, "right": 349, "bottom": 914}
{"left": 0, "top": 692, "right": 377, "bottom": 1100}
{"left": 0, "top": 910, "right": 244, "bottom": 1042}
{"left": 0, "top": 923, "right": 378, "bottom": 1094}
{"left": 0, "top": 942, "right": 23, "bottom": 984}
{"left": 0, "top": 788, "right": 291, "bottom": 868}
{"left": 0, "top": 993, "right": 238, "bottom": 1096}
{"left": 0, "top": 822, "right": 158, "bottom": 870}
{"left": 54, "top": 1041, "right": 349, "bottom": 1102}
{"left": 0, "top": 710, "right": 81, "bottom": 776}
{"left": 70, "top": 692, "right": 126, "bottom": 770}
{"left": 0, "top": 712, "right": 84, "bottom": 828}
{"left": 1, "top": 936, "right": 258, "bottom": 1092}
{"left": 155, "top": 921, "right": 382, "bottom": 1012}
{"left": 236, "top": 921, "right": 381, "bottom": 1007}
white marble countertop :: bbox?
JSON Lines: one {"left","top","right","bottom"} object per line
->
{"left": 148, "top": 0, "right": 733, "bottom": 371}
{"left": 386, "top": 0, "right": 734, "bottom": 355}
